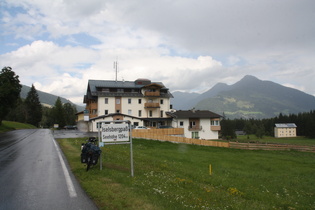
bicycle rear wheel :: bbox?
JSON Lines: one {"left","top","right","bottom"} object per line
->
{"left": 86, "top": 156, "right": 92, "bottom": 171}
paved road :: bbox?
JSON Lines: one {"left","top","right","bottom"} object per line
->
{"left": 52, "top": 129, "right": 98, "bottom": 139}
{"left": 0, "top": 129, "right": 98, "bottom": 210}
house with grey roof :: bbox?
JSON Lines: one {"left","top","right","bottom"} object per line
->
{"left": 167, "top": 109, "right": 222, "bottom": 139}
{"left": 274, "top": 123, "right": 297, "bottom": 138}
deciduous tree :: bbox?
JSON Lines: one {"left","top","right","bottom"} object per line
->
{"left": 63, "top": 102, "right": 77, "bottom": 126}
{"left": 0, "top": 67, "right": 21, "bottom": 125}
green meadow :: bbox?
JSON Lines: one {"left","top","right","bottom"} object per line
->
{"left": 0, "top": 120, "right": 36, "bottom": 133}
{"left": 58, "top": 138, "right": 315, "bottom": 209}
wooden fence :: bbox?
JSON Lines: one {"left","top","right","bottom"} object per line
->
{"left": 132, "top": 128, "right": 315, "bottom": 152}
{"left": 132, "top": 128, "right": 230, "bottom": 148}
{"left": 230, "top": 142, "right": 315, "bottom": 152}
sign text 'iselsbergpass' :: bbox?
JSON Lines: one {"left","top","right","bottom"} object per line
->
{"left": 101, "top": 124, "right": 130, "bottom": 142}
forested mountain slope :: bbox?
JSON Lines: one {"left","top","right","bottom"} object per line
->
{"left": 171, "top": 75, "right": 315, "bottom": 119}
{"left": 20, "top": 85, "right": 85, "bottom": 111}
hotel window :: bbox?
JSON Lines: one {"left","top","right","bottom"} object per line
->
{"left": 105, "top": 110, "right": 108, "bottom": 115}
{"left": 138, "top": 99, "right": 142, "bottom": 104}
{"left": 105, "top": 98, "right": 108, "bottom": 104}
{"left": 160, "top": 99, "right": 164, "bottom": 104}
{"left": 160, "top": 111, "right": 163, "bottom": 117}
{"left": 180, "top": 121, "right": 184, "bottom": 126}
{"left": 138, "top": 110, "right": 142, "bottom": 117}
{"left": 128, "top": 98, "right": 132, "bottom": 104}
{"left": 116, "top": 99, "right": 120, "bottom": 104}
{"left": 128, "top": 109, "right": 132, "bottom": 115}
{"left": 149, "top": 110, "right": 153, "bottom": 117}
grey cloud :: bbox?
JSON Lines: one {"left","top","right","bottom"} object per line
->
{"left": 115, "top": 0, "right": 315, "bottom": 54}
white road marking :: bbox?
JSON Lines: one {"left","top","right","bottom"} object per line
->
{"left": 52, "top": 138, "right": 77, "bottom": 198}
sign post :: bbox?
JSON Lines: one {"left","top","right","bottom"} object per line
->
{"left": 97, "top": 120, "right": 134, "bottom": 177}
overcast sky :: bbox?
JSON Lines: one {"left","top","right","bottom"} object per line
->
{"left": 1, "top": 0, "right": 315, "bottom": 105}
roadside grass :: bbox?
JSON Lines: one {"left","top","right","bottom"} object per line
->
{"left": 0, "top": 120, "right": 36, "bottom": 133}
{"left": 57, "top": 138, "right": 315, "bottom": 210}
{"left": 228, "top": 135, "right": 315, "bottom": 146}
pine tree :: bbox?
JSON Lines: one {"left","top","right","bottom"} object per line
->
{"left": 221, "top": 119, "right": 236, "bottom": 140}
{"left": 24, "top": 84, "right": 42, "bottom": 127}
{"left": 255, "top": 122, "right": 265, "bottom": 139}
{"left": 52, "top": 97, "right": 66, "bottom": 128}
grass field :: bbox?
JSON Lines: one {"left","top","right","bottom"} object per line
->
{"left": 0, "top": 120, "right": 36, "bottom": 133}
{"left": 58, "top": 138, "right": 315, "bottom": 209}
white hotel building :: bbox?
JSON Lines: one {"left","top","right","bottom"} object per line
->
{"left": 83, "top": 78, "right": 174, "bottom": 131}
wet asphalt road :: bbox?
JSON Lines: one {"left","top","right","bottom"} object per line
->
{"left": 0, "top": 129, "right": 98, "bottom": 210}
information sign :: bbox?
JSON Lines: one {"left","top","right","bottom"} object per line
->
{"left": 101, "top": 123, "right": 130, "bottom": 142}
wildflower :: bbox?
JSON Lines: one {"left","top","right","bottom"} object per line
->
{"left": 204, "top": 187, "right": 211, "bottom": 193}
{"left": 228, "top": 187, "right": 244, "bottom": 196}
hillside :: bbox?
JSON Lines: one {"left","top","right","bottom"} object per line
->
{"left": 20, "top": 85, "right": 85, "bottom": 111}
{"left": 171, "top": 75, "right": 315, "bottom": 119}
{"left": 171, "top": 91, "right": 199, "bottom": 110}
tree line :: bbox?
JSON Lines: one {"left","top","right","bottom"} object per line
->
{"left": 221, "top": 110, "right": 315, "bottom": 139}
{"left": 0, "top": 67, "right": 77, "bottom": 128}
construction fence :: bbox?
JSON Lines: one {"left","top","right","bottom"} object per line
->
{"left": 132, "top": 128, "right": 230, "bottom": 148}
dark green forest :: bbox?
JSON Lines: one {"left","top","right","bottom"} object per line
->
{"left": 221, "top": 110, "right": 315, "bottom": 139}
{"left": 6, "top": 95, "right": 77, "bottom": 128}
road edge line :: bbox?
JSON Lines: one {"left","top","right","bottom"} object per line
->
{"left": 52, "top": 138, "right": 78, "bottom": 198}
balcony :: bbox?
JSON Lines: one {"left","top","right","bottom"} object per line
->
{"left": 89, "top": 114, "right": 98, "bottom": 119}
{"left": 144, "top": 102, "right": 160, "bottom": 108}
{"left": 86, "top": 101, "right": 97, "bottom": 110}
{"left": 211, "top": 126, "right": 221, "bottom": 131}
{"left": 144, "top": 91, "right": 160, "bottom": 97}
{"left": 188, "top": 125, "right": 202, "bottom": 131}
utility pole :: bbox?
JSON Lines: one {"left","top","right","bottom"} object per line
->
{"left": 114, "top": 60, "right": 118, "bottom": 82}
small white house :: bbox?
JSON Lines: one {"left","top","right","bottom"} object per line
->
{"left": 167, "top": 109, "right": 221, "bottom": 140}
{"left": 274, "top": 123, "right": 297, "bottom": 138}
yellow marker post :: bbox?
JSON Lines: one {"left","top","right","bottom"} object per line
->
{"left": 209, "top": 164, "right": 212, "bottom": 175}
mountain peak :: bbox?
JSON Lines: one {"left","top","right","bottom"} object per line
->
{"left": 232, "top": 75, "right": 262, "bottom": 89}
{"left": 242, "top": 75, "right": 259, "bottom": 80}
{"left": 239, "top": 75, "right": 260, "bottom": 83}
